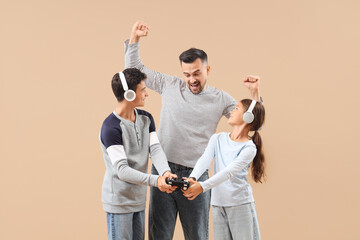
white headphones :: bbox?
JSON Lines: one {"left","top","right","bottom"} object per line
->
{"left": 243, "top": 100, "right": 257, "bottom": 124}
{"left": 119, "top": 72, "right": 136, "bottom": 102}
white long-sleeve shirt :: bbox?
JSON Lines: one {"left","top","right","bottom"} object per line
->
{"left": 190, "top": 132, "right": 257, "bottom": 206}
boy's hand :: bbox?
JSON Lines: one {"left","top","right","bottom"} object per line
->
{"left": 182, "top": 178, "right": 203, "bottom": 200}
{"left": 163, "top": 171, "right": 178, "bottom": 193}
{"left": 129, "top": 20, "right": 149, "bottom": 44}
{"left": 157, "top": 175, "right": 171, "bottom": 192}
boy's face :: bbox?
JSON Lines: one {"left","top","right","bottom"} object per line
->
{"left": 132, "top": 80, "right": 148, "bottom": 107}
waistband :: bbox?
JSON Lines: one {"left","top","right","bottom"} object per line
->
{"left": 168, "top": 162, "right": 194, "bottom": 171}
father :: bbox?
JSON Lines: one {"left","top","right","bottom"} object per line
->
{"left": 124, "top": 21, "right": 262, "bottom": 240}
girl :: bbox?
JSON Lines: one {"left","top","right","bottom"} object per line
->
{"left": 183, "top": 99, "right": 265, "bottom": 240}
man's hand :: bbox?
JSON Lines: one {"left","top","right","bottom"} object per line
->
{"left": 182, "top": 178, "right": 203, "bottom": 200}
{"left": 129, "top": 20, "right": 149, "bottom": 44}
{"left": 160, "top": 171, "right": 178, "bottom": 193}
{"left": 243, "top": 75, "right": 261, "bottom": 102}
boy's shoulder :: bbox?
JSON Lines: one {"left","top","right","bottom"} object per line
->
{"left": 102, "top": 112, "right": 121, "bottom": 128}
{"left": 136, "top": 109, "right": 156, "bottom": 132}
{"left": 136, "top": 108, "right": 154, "bottom": 120}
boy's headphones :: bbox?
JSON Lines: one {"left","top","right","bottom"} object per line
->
{"left": 119, "top": 72, "right": 136, "bottom": 102}
{"left": 243, "top": 100, "right": 257, "bottom": 124}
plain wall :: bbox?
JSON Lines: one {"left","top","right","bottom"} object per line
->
{"left": 1, "top": 0, "right": 359, "bottom": 239}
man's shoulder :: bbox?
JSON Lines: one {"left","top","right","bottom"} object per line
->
{"left": 205, "top": 86, "right": 234, "bottom": 100}
{"left": 205, "top": 85, "right": 229, "bottom": 94}
{"left": 162, "top": 75, "right": 186, "bottom": 90}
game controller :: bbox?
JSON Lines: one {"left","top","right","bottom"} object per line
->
{"left": 166, "top": 178, "right": 190, "bottom": 191}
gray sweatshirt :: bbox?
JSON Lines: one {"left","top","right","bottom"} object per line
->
{"left": 100, "top": 109, "right": 170, "bottom": 213}
{"left": 125, "top": 40, "right": 237, "bottom": 168}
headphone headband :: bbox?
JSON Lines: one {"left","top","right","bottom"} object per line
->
{"left": 242, "top": 99, "right": 257, "bottom": 124}
{"left": 119, "top": 72, "right": 129, "bottom": 91}
{"left": 118, "top": 71, "right": 136, "bottom": 102}
{"left": 247, "top": 100, "right": 257, "bottom": 113}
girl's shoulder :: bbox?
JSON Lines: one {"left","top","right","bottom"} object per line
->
{"left": 212, "top": 132, "right": 230, "bottom": 141}
{"left": 246, "top": 139, "right": 256, "bottom": 148}
{"left": 215, "top": 132, "right": 229, "bottom": 137}
{"left": 242, "top": 140, "right": 257, "bottom": 155}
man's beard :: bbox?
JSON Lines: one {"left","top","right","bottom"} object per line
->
{"left": 188, "top": 80, "right": 206, "bottom": 94}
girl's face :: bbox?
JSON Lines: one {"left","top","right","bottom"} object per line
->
{"left": 228, "top": 102, "right": 245, "bottom": 126}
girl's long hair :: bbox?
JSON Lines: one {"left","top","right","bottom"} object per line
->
{"left": 241, "top": 99, "right": 266, "bottom": 183}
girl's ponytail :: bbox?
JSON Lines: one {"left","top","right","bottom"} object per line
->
{"left": 240, "top": 99, "right": 266, "bottom": 183}
{"left": 251, "top": 131, "right": 265, "bottom": 183}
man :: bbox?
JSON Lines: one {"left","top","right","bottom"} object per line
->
{"left": 99, "top": 68, "right": 176, "bottom": 240}
{"left": 124, "top": 21, "right": 262, "bottom": 240}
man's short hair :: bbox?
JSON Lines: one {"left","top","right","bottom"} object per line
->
{"left": 111, "top": 68, "right": 146, "bottom": 102}
{"left": 179, "top": 48, "right": 208, "bottom": 64}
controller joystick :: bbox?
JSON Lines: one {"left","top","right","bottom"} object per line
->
{"left": 166, "top": 178, "right": 190, "bottom": 191}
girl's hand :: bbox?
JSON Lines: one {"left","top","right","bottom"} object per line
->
{"left": 243, "top": 75, "right": 261, "bottom": 101}
{"left": 182, "top": 178, "right": 203, "bottom": 200}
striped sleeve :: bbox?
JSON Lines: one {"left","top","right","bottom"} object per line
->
{"left": 148, "top": 114, "right": 160, "bottom": 146}
{"left": 144, "top": 111, "right": 170, "bottom": 175}
{"left": 100, "top": 122, "right": 127, "bottom": 166}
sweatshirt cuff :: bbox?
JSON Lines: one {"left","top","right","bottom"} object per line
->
{"left": 150, "top": 175, "right": 159, "bottom": 187}
{"left": 199, "top": 182, "right": 209, "bottom": 193}
{"left": 189, "top": 172, "right": 201, "bottom": 181}
{"left": 124, "top": 39, "right": 139, "bottom": 47}
{"left": 159, "top": 168, "right": 171, "bottom": 177}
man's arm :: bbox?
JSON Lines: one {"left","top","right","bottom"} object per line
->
{"left": 125, "top": 21, "right": 180, "bottom": 94}
{"left": 129, "top": 20, "right": 149, "bottom": 44}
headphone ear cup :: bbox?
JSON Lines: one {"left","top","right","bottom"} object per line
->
{"left": 243, "top": 111, "right": 254, "bottom": 124}
{"left": 124, "top": 90, "right": 136, "bottom": 102}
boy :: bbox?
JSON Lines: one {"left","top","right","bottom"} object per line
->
{"left": 99, "top": 68, "right": 176, "bottom": 240}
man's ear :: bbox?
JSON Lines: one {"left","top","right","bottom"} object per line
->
{"left": 206, "top": 65, "right": 211, "bottom": 75}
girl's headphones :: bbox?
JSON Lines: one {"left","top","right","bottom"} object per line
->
{"left": 119, "top": 72, "right": 136, "bottom": 102}
{"left": 243, "top": 100, "right": 257, "bottom": 124}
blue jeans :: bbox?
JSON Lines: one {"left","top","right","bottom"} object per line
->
{"left": 106, "top": 211, "right": 145, "bottom": 240}
{"left": 149, "top": 162, "right": 211, "bottom": 240}
{"left": 212, "top": 202, "right": 260, "bottom": 240}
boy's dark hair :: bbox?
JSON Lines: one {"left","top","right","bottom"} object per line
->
{"left": 111, "top": 68, "right": 146, "bottom": 102}
{"left": 179, "top": 48, "right": 208, "bottom": 64}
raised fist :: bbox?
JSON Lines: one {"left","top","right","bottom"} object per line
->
{"left": 130, "top": 20, "right": 149, "bottom": 43}
{"left": 243, "top": 75, "right": 260, "bottom": 92}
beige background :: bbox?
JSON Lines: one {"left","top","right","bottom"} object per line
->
{"left": 1, "top": 0, "right": 360, "bottom": 239}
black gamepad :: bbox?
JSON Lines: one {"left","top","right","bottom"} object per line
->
{"left": 166, "top": 178, "right": 190, "bottom": 191}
